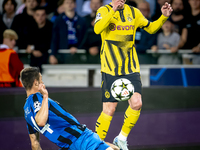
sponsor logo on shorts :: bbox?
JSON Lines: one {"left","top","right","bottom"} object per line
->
{"left": 109, "top": 23, "right": 134, "bottom": 31}
{"left": 105, "top": 90, "right": 110, "bottom": 99}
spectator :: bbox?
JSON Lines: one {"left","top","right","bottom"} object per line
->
{"left": 135, "top": 1, "right": 158, "bottom": 64}
{"left": 81, "top": 0, "right": 111, "bottom": 16}
{"left": 151, "top": 20, "right": 181, "bottom": 64}
{"left": 0, "top": 29, "right": 23, "bottom": 87}
{"left": 168, "top": 0, "right": 186, "bottom": 35}
{"left": 152, "top": 0, "right": 171, "bottom": 21}
{"left": 15, "top": 0, "right": 25, "bottom": 14}
{"left": 171, "top": 0, "right": 200, "bottom": 64}
{"left": 26, "top": 7, "right": 52, "bottom": 73}
{"left": 0, "top": 0, "right": 17, "bottom": 43}
{"left": 47, "top": 0, "right": 65, "bottom": 22}
{"left": 146, "top": 0, "right": 157, "bottom": 17}
{"left": 39, "top": 0, "right": 57, "bottom": 14}
{"left": 80, "top": 0, "right": 102, "bottom": 63}
{"left": 12, "top": 0, "right": 41, "bottom": 49}
{"left": 49, "top": 0, "right": 87, "bottom": 64}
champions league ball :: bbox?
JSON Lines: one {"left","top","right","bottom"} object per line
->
{"left": 111, "top": 78, "right": 134, "bottom": 101}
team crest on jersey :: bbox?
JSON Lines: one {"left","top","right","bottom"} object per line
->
{"left": 34, "top": 101, "right": 41, "bottom": 113}
{"left": 95, "top": 13, "right": 102, "bottom": 23}
{"left": 105, "top": 90, "right": 110, "bottom": 99}
{"left": 109, "top": 23, "right": 116, "bottom": 31}
{"left": 126, "top": 14, "right": 132, "bottom": 22}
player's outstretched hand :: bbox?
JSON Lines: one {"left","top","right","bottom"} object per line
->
{"left": 38, "top": 83, "right": 48, "bottom": 97}
{"left": 161, "top": 2, "right": 173, "bottom": 17}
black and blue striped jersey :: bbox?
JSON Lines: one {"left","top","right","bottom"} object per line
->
{"left": 24, "top": 92, "right": 86, "bottom": 149}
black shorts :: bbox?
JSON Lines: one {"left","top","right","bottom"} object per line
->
{"left": 101, "top": 72, "right": 142, "bottom": 102}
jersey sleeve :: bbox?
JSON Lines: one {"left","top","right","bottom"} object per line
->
{"left": 30, "top": 93, "right": 43, "bottom": 117}
{"left": 94, "top": 6, "right": 115, "bottom": 34}
{"left": 135, "top": 8, "right": 168, "bottom": 34}
{"left": 27, "top": 122, "right": 37, "bottom": 134}
{"left": 135, "top": 8, "right": 149, "bottom": 29}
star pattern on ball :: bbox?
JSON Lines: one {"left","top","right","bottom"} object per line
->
{"left": 119, "top": 80, "right": 128, "bottom": 90}
{"left": 115, "top": 92, "right": 123, "bottom": 100}
{"left": 129, "top": 90, "right": 133, "bottom": 97}
{"left": 112, "top": 83, "right": 117, "bottom": 91}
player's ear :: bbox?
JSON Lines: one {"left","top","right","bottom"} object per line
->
{"left": 34, "top": 79, "right": 39, "bottom": 87}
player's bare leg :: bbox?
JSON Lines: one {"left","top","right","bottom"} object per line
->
{"left": 114, "top": 93, "right": 142, "bottom": 150}
{"left": 105, "top": 142, "right": 120, "bottom": 150}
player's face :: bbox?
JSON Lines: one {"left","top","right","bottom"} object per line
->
{"left": 38, "top": 73, "right": 44, "bottom": 85}
{"left": 4, "top": 38, "right": 16, "bottom": 49}
{"left": 112, "top": 0, "right": 126, "bottom": 7}
{"left": 63, "top": 0, "right": 76, "bottom": 12}
{"left": 189, "top": 0, "right": 200, "bottom": 10}
{"left": 26, "top": 0, "right": 38, "bottom": 10}
{"left": 4, "top": 0, "right": 15, "bottom": 14}
{"left": 34, "top": 10, "right": 46, "bottom": 25}
{"left": 90, "top": 0, "right": 102, "bottom": 12}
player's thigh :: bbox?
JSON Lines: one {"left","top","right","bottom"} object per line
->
{"left": 126, "top": 73, "right": 142, "bottom": 109}
{"left": 101, "top": 72, "right": 142, "bottom": 110}
{"left": 126, "top": 72, "right": 142, "bottom": 95}
{"left": 101, "top": 72, "right": 119, "bottom": 103}
{"left": 84, "top": 129, "right": 110, "bottom": 150}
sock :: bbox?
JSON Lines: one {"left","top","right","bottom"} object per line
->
{"left": 119, "top": 106, "right": 141, "bottom": 140}
{"left": 95, "top": 111, "right": 113, "bottom": 140}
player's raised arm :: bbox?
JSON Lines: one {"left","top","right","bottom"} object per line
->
{"left": 29, "top": 132, "right": 42, "bottom": 150}
{"left": 141, "top": 2, "right": 173, "bottom": 34}
{"left": 35, "top": 83, "right": 49, "bottom": 127}
{"left": 94, "top": 0, "right": 124, "bottom": 34}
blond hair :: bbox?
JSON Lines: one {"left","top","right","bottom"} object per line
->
{"left": 3, "top": 29, "right": 18, "bottom": 40}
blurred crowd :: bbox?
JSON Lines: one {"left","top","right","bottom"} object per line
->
{"left": 0, "top": 0, "right": 200, "bottom": 72}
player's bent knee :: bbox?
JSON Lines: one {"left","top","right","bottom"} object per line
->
{"left": 103, "top": 102, "right": 117, "bottom": 116}
{"left": 103, "top": 107, "right": 116, "bottom": 116}
{"left": 129, "top": 93, "right": 142, "bottom": 110}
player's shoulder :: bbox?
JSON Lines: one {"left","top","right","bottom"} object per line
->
{"left": 97, "top": 4, "right": 112, "bottom": 12}
{"left": 124, "top": 4, "right": 136, "bottom": 10}
{"left": 27, "top": 92, "right": 42, "bottom": 103}
{"left": 124, "top": 4, "right": 141, "bottom": 17}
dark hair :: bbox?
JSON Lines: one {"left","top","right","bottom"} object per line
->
{"left": 2, "top": 0, "right": 17, "bottom": 13}
{"left": 20, "top": 67, "right": 40, "bottom": 90}
{"left": 24, "top": 0, "right": 41, "bottom": 5}
{"left": 57, "top": 0, "right": 64, "bottom": 6}
{"left": 33, "top": 6, "right": 47, "bottom": 13}
{"left": 63, "top": 0, "right": 76, "bottom": 3}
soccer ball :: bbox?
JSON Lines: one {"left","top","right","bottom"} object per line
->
{"left": 111, "top": 78, "right": 134, "bottom": 101}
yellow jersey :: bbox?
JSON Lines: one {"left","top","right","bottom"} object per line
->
{"left": 94, "top": 4, "right": 168, "bottom": 76}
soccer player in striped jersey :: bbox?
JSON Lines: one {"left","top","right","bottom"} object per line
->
{"left": 21, "top": 67, "right": 118, "bottom": 150}
{"left": 94, "top": 0, "right": 173, "bottom": 149}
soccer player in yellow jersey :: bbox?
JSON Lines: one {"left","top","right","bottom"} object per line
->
{"left": 94, "top": 0, "right": 173, "bottom": 149}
